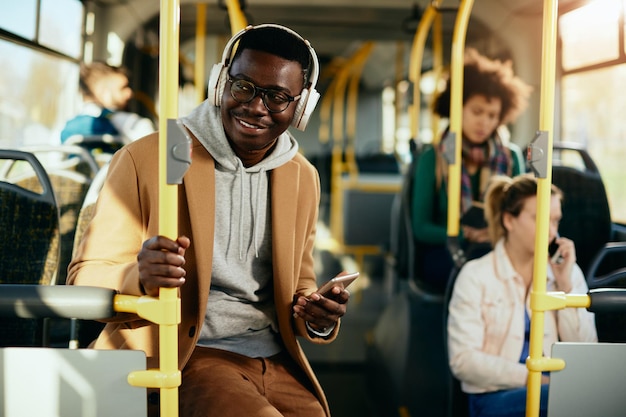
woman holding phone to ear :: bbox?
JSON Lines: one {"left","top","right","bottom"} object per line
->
{"left": 447, "top": 174, "right": 597, "bottom": 417}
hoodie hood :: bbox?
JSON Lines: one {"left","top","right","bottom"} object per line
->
{"left": 181, "top": 101, "right": 298, "bottom": 173}
{"left": 180, "top": 101, "right": 299, "bottom": 259}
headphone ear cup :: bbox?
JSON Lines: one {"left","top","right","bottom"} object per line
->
{"left": 291, "top": 89, "right": 309, "bottom": 129}
{"left": 292, "top": 88, "right": 320, "bottom": 131}
{"left": 207, "top": 63, "right": 227, "bottom": 107}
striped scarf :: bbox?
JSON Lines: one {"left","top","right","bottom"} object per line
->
{"left": 437, "top": 133, "right": 512, "bottom": 214}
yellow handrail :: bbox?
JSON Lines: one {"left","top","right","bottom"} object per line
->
{"left": 224, "top": 0, "right": 247, "bottom": 34}
{"left": 318, "top": 58, "right": 345, "bottom": 145}
{"left": 431, "top": 11, "right": 444, "bottom": 144}
{"left": 345, "top": 42, "right": 375, "bottom": 179}
{"left": 526, "top": 0, "right": 559, "bottom": 415}
{"left": 328, "top": 44, "right": 375, "bottom": 245}
{"left": 408, "top": 1, "right": 440, "bottom": 141}
{"left": 447, "top": 0, "right": 474, "bottom": 239}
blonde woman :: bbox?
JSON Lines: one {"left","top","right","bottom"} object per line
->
{"left": 447, "top": 174, "right": 597, "bottom": 417}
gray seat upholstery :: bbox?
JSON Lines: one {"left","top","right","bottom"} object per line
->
{"left": 0, "top": 149, "right": 60, "bottom": 347}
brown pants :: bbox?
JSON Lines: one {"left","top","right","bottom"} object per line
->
{"left": 175, "top": 346, "right": 325, "bottom": 417}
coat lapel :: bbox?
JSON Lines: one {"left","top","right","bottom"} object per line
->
{"left": 183, "top": 139, "right": 215, "bottom": 312}
{"left": 271, "top": 160, "right": 300, "bottom": 301}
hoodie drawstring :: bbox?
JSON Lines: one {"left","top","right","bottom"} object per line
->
{"left": 236, "top": 161, "right": 265, "bottom": 260}
{"left": 253, "top": 167, "right": 266, "bottom": 258}
{"left": 237, "top": 160, "right": 245, "bottom": 260}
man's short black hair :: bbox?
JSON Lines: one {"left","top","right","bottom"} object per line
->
{"left": 232, "top": 26, "right": 312, "bottom": 85}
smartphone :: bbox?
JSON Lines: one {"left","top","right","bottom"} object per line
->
{"left": 548, "top": 236, "right": 564, "bottom": 264}
{"left": 316, "top": 272, "right": 360, "bottom": 295}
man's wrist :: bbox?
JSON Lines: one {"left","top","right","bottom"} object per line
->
{"left": 305, "top": 321, "right": 335, "bottom": 337}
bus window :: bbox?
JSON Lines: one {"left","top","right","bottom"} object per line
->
{"left": 0, "top": 1, "right": 83, "bottom": 148}
{"left": 0, "top": 0, "right": 37, "bottom": 40}
{"left": 39, "top": 0, "right": 84, "bottom": 58}
{"left": 560, "top": 0, "right": 621, "bottom": 70}
{"left": 560, "top": 0, "right": 626, "bottom": 224}
{"left": 0, "top": 40, "right": 79, "bottom": 148}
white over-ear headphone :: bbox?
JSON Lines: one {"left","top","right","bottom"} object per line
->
{"left": 207, "top": 24, "right": 320, "bottom": 131}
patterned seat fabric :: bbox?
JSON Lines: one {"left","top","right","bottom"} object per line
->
{"left": 0, "top": 150, "right": 60, "bottom": 347}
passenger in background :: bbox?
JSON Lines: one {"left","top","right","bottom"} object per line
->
{"left": 60, "top": 61, "right": 155, "bottom": 144}
{"left": 447, "top": 174, "right": 597, "bottom": 417}
{"left": 411, "top": 48, "right": 532, "bottom": 292}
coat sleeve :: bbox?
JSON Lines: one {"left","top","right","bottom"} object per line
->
{"left": 67, "top": 139, "right": 157, "bottom": 317}
{"left": 411, "top": 146, "right": 448, "bottom": 245}
{"left": 291, "top": 159, "right": 340, "bottom": 343}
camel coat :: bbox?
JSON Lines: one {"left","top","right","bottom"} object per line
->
{"left": 68, "top": 132, "right": 337, "bottom": 415}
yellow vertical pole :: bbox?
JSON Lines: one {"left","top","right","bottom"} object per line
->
{"left": 195, "top": 3, "right": 207, "bottom": 105}
{"left": 345, "top": 42, "right": 374, "bottom": 177}
{"left": 159, "top": 0, "right": 181, "bottom": 415}
{"left": 224, "top": 0, "right": 248, "bottom": 34}
{"left": 394, "top": 40, "right": 404, "bottom": 154}
{"left": 447, "top": 0, "right": 474, "bottom": 239}
{"left": 526, "top": 0, "right": 558, "bottom": 415}
{"left": 328, "top": 45, "right": 374, "bottom": 245}
{"left": 408, "top": 2, "right": 439, "bottom": 141}
{"left": 329, "top": 62, "right": 351, "bottom": 245}
{"left": 431, "top": 10, "right": 443, "bottom": 144}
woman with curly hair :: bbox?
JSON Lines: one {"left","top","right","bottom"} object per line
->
{"left": 411, "top": 48, "right": 532, "bottom": 292}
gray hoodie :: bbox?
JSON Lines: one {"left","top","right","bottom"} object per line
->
{"left": 181, "top": 101, "right": 299, "bottom": 358}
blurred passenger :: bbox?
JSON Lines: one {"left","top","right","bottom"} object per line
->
{"left": 411, "top": 48, "right": 532, "bottom": 292}
{"left": 60, "top": 61, "right": 155, "bottom": 144}
{"left": 447, "top": 174, "right": 597, "bottom": 417}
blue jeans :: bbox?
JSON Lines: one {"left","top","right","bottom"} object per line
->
{"left": 468, "top": 384, "right": 549, "bottom": 417}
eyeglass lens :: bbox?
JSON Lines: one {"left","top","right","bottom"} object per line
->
{"left": 229, "top": 79, "right": 295, "bottom": 113}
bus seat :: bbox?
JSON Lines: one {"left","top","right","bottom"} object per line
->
{"left": 18, "top": 144, "right": 99, "bottom": 179}
{"left": 586, "top": 242, "right": 626, "bottom": 342}
{"left": 551, "top": 143, "right": 612, "bottom": 277}
{"left": 0, "top": 285, "right": 146, "bottom": 416}
{"left": 0, "top": 348, "right": 147, "bottom": 417}
{"left": 388, "top": 140, "right": 429, "bottom": 284}
{"left": 547, "top": 342, "right": 626, "bottom": 417}
{"left": 342, "top": 173, "right": 402, "bottom": 249}
{"left": 13, "top": 145, "right": 99, "bottom": 286}
{"left": 443, "top": 265, "right": 469, "bottom": 417}
{"left": 13, "top": 158, "right": 93, "bottom": 288}
{"left": 64, "top": 134, "right": 126, "bottom": 167}
{"left": 0, "top": 150, "right": 60, "bottom": 347}
{"left": 71, "top": 162, "right": 109, "bottom": 257}
{"left": 366, "top": 284, "right": 448, "bottom": 417}
{"left": 69, "top": 163, "right": 110, "bottom": 348}
{"left": 356, "top": 152, "right": 401, "bottom": 174}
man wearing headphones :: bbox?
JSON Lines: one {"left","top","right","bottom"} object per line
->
{"left": 68, "top": 24, "right": 348, "bottom": 417}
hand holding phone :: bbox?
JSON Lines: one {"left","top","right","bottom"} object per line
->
{"left": 548, "top": 236, "right": 564, "bottom": 265}
{"left": 316, "top": 272, "right": 359, "bottom": 295}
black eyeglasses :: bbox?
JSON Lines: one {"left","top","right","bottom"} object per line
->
{"left": 227, "top": 78, "right": 301, "bottom": 113}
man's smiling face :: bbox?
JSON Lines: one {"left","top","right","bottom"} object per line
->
{"left": 221, "top": 49, "right": 304, "bottom": 166}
